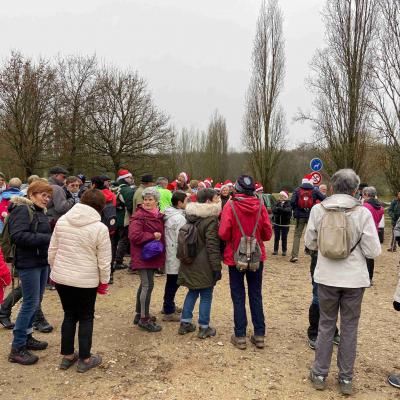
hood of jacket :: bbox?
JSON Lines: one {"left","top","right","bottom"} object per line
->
{"left": 365, "top": 198, "right": 382, "bottom": 210}
{"left": 64, "top": 203, "right": 100, "bottom": 227}
{"left": 102, "top": 188, "right": 115, "bottom": 204}
{"left": 9, "top": 196, "right": 33, "bottom": 207}
{"left": 185, "top": 201, "right": 221, "bottom": 222}
{"left": 1, "top": 187, "right": 24, "bottom": 200}
{"left": 48, "top": 176, "right": 64, "bottom": 187}
{"left": 164, "top": 206, "right": 185, "bottom": 221}
{"left": 321, "top": 194, "right": 361, "bottom": 210}
{"left": 230, "top": 194, "right": 263, "bottom": 215}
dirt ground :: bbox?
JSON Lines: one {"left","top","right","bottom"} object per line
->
{"left": 1, "top": 232, "right": 400, "bottom": 400}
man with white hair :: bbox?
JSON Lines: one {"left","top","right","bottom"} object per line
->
{"left": 305, "top": 169, "right": 381, "bottom": 395}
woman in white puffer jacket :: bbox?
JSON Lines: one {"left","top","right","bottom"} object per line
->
{"left": 48, "top": 189, "right": 111, "bottom": 373}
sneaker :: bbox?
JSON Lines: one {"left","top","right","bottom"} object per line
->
{"left": 272, "top": 251, "right": 278, "bottom": 256}
{"left": 338, "top": 378, "right": 353, "bottom": 395}
{"left": 162, "top": 313, "right": 181, "bottom": 322}
{"left": 59, "top": 353, "right": 79, "bottom": 370}
{"left": 133, "top": 314, "right": 157, "bottom": 325}
{"left": 114, "top": 263, "right": 128, "bottom": 270}
{"left": 137, "top": 319, "right": 162, "bottom": 332}
{"left": 250, "top": 335, "right": 265, "bottom": 349}
{"left": 33, "top": 319, "right": 53, "bottom": 333}
{"left": 198, "top": 326, "right": 216, "bottom": 339}
{"left": 178, "top": 322, "right": 196, "bottom": 335}
{"left": 388, "top": 248, "right": 397, "bottom": 252}
{"left": 161, "top": 306, "right": 182, "bottom": 314}
{"left": 8, "top": 347, "right": 39, "bottom": 365}
{"left": 46, "top": 283, "right": 56, "bottom": 291}
{"left": 282, "top": 252, "right": 287, "bottom": 256}
{"left": 77, "top": 354, "right": 102, "bottom": 373}
{"left": 0, "top": 316, "right": 14, "bottom": 330}
{"left": 108, "top": 274, "right": 114, "bottom": 285}
{"left": 231, "top": 334, "right": 247, "bottom": 350}
{"left": 333, "top": 333, "right": 340, "bottom": 346}
{"left": 388, "top": 374, "right": 400, "bottom": 388}
{"left": 26, "top": 334, "right": 48, "bottom": 351}
{"left": 309, "top": 370, "right": 326, "bottom": 391}
{"left": 290, "top": 257, "right": 298, "bottom": 263}
{"left": 308, "top": 337, "right": 316, "bottom": 350}
{"left": 155, "top": 270, "right": 165, "bottom": 277}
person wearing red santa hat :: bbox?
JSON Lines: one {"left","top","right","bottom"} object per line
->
{"left": 223, "top": 180, "right": 234, "bottom": 193}
{"left": 271, "top": 191, "right": 292, "bottom": 256}
{"left": 255, "top": 182, "right": 264, "bottom": 193}
{"left": 214, "top": 183, "right": 222, "bottom": 193}
{"left": 220, "top": 184, "right": 231, "bottom": 210}
{"left": 198, "top": 181, "right": 206, "bottom": 190}
{"left": 177, "top": 172, "right": 190, "bottom": 192}
{"left": 204, "top": 178, "right": 213, "bottom": 189}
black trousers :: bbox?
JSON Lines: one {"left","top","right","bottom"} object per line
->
{"left": 55, "top": 284, "right": 97, "bottom": 359}
{"left": 112, "top": 226, "right": 130, "bottom": 265}
{"left": 163, "top": 274, "right": 179, "bottom": 315}
{"left": 366, "top": 258, "right": 374, "bottom": 281}
{"left": 273, "top": 225, "right": 289, "bottom": 252}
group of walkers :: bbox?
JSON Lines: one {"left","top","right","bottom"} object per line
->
{"left": 0, "top": 166, "right": 398, "bottom": 396}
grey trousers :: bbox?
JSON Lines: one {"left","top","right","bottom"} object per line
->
{"left": 312, "top": 284, "right": 365, "bottom": 380}
{"left": 291, "top": 218, "right": 308, "bottom": 258}
{"left": 135, "top": 269, "right": 155, "bottom": 318}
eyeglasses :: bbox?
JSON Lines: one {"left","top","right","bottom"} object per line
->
{"left": 39, "top": 193, "right": 52, "bottom": 200}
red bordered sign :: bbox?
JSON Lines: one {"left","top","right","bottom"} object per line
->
{"left": 310, "top": 172, "right": 322, "bottom": 185}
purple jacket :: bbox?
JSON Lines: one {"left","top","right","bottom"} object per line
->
{"left": 363, "top": 199, "right": 384, "bottom": 232}
{"left": 128, "top": 205, "right": 165, "bottom": 270}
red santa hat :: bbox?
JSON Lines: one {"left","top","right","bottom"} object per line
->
{"left": 224, "top": 179, "right": 233, "bottom": 187}
{"left": 198, "top": 181, "right": 206, "bottom": 189}
{"left": 255, "top": 182, "right": 264, "bottom": 193}
{"left": 117, "top": 169, "right": 132, "bottom": 181}
{"left": 166, "top": 182, "right": 176, "bottom": 191}
{"left": 279, "top": 190, "right": 289, "bottom": 199}
{"left": 179, "top": 172, "right": 189, "bottom": 183}
{"left": 214, "top": 183, "right": 222, "bottom": 192}
{"left": 204, "top": 177, "right": 213, "bottom": 188}
{"left": 302, "top": 174, "right": 313, "bottom": 185}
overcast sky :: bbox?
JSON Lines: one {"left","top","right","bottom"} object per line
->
{"left": 0, "top": 0, "right": 325, "bottom": 150}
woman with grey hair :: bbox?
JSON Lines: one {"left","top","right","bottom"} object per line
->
{"left": 128, "top": 187, "right": 165, "bottom": 332}
{"left": 305, "top": 169, "right": 381, "bottom": 395}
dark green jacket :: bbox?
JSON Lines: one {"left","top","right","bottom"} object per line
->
{"left": 178, "top": 201, "right": 222, "bottom": 290}
{"left": 389, "top": 199, "right": 400, "bottom": 226}
{"left": 115, "top": 180, "right": 134, "bottom": 228}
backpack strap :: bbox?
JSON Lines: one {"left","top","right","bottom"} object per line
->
{"left": 251, "top": 198, "right": 263, "bottom": 237}
{"left": 229, "top": 201, "right": 247, "bottom": 238}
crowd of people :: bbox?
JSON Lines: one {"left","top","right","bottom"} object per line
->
{"left": 0, "top": 166, "right": 399, "bottom": 395}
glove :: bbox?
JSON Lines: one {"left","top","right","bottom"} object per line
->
{"left": 97, "top": 283, "right": 109, "bottom": 295}
{"left": 213, "top": 271, "right": 222, "bottom": 284}
{"left": 393, "top": 301, "right": 400, "bottom": 311}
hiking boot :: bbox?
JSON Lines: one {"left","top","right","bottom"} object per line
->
{"left": 250, "top": 335, "right": 265, "bottom": 349}
{"left": 333, "top": 333, "right": 340, "bottom": 346}
{"left": 231, "top": 334, "right": 247, "bottom": 350}
{"left": 272, "top": 251, "right": 278, "bottom": 256}
{"left": 388, "top": 248, "right": 397, "bottom": 252}
{"left": 0, "top": 316, "right": 14, "bottom": 329}
{"left": 108, "top": 273, "right": 114, "bottom": 285}
{"left": 338, "top": 378, "right": 353, "bottom": 395}
{"left": 388, "top": 374, "right": 400, "bottom": 388}
{"left": 33, "top": 319, "right": 53, "bottom": 333}
{"left": 178, "top": 322, "right": 196, "bottom": 335}
{"left": 8, "top": 347, "right": 39, "bottom": 365}
{"left": 161, "top": 306, "right": 182, "bottom": 314}
{"left": 59, "top": 353, "right": 79, "bottom": 370}
{"left": 133, "top": 313, "right": 156, "bottom": 325}
{"left": 198, "top": 326, "right": 216, "bottom": 339}
{"left": 77, "top": 354, "right": 102, "bottom": 373}
{"left": 137, "top": 319, "right": 162, "bottom": 332}
{"left": 26, "top": 334, "right": 48, "bottom": 351}
{"left": 290, "top": 257, "right": 298, "bottom": 263}
{"left": 309, "top": 370, "right": 326, "bottom": 391}
{"left": 308, "top": 337, "right": 316, "bottom": 350}
{"left": 162, "top": 313, "right": 181, "bottom": 322}
{"left": 114, "top": 263, "right": 128, "bottom": 270}
{"left": 282, "top": 252, "right": 287, "bottom": 256}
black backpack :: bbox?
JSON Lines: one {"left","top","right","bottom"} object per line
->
{"left": 176, "top": 220, "right": 201, "bottom": 264}
{"left": 101, "top": 202, "right": 117, "bottom": 234}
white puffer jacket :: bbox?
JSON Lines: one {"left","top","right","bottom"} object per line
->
{"left": 49, "top": 203, "right": 111, "bottom": 288}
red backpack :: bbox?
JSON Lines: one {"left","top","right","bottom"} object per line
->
{"left": 297, "top": 188, "right": 314, "bottom": 209}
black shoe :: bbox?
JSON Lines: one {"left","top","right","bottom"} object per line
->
{"left": 290, "top": 257, "right": 298, "bottom": 263}
{"left": 338, "top": 377, "right": 353, "bottom": 395}
{"left": 133, "top": 313, "right": 157, "bottom": 325}
{"left": 137, "top": 319, "right": 162, "bottom": 332}
{"left": 109, "top": 274, "right": 114, "bottom": 285}
{"left": 308, "top": 337, "right": 316, "bottom": 350}
{"left": 33, "top": 319, "right": 53, "bottom": 333}
{"left": 114, "top": 263, "right": 128, "bottom": 270}
{"left": 0, "top": 316, "right": 14, "bottom": 329}
{"left": 198, "top": 326, "right": 216, "bottom": 339}
{"left": 178, "top": 322, "right": 196, "bottom": 335}
{"left": 272, "top": 251, "right": 278, "bottom": 256}
{"left": 8, "top": 347, "right": 39, "bottom": 365}
{"left": 26, "top": 334, "right": 48, "bottom": 351}
{"left": 333, "top": 333, "right": 340, "bottom": 346}
{"left": 388, "top": 374, "right": 400, "bottom": 388}
{"left": 282, "top": 252, "right": 287, "bottom": 256}
{"left": 46, "top": 283, "right": 56, "bottom": 291}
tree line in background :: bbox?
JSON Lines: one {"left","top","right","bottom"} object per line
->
{"left": 0, "top": 0, "right": 399, "bottom": 196}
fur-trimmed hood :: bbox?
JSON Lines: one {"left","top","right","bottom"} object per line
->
{"left": 9, "top": 196, "right": 33, "bottom": 206}
{"left": 185, "top": 201, "right": 221, "bottom": 219}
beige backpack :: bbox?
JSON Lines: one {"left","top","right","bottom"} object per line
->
{"left": 318, "top": 204, "right": 361, "bottom": 259}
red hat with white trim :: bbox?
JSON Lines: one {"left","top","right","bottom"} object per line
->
{"left": 198, "top": 181, "right": 206, "bottom": 189}
{"left": 214, "top": 183, "right": 222, "bottom": 192}
{"left": 255, "top": 182, "right": 264, "bottom": 193}
{"left": 223, "top": 179, "right": 233, "bottom": 187}
{"left": 204, "top": 177, "right": 213, "bottom": 188}
{"left": 117, "top": 169, "right": 132, "bottom": 181}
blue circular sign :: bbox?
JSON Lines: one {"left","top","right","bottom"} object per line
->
{"left": 310, "top": 158, "right": 323, "bottom": 172}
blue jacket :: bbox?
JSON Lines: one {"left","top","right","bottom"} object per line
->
{"left": 290, "top": 183, "right": 326, "bottom": 219}
{"left": 8, "top": 197, "right": 52, "bottom": 270}
{"left": 0, "top": 187, "right": 24, "bottom": 200}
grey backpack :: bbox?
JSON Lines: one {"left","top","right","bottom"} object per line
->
{"left": 230, "top": 199, "right": 263, "bottom": 271}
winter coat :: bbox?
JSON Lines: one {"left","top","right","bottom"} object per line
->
{"left": 272, "top": 200, "right": 292, "bottom": 226}
{"left": 305, "top": 194, "right": 382, "bottom": 288}
{"left": 218, "top": 194, "right": 272, "bottom": 266}
{"left": 49, "top": 203, "right": 111, "bottom": 288}
{"left": 157, "top": 187, "right": 173, "bottom": 213}
{"left": 8, "top": 197, "right": 52, "bottom": 270}
{"left": 114, "top": 180, "right": 134, "bottom": 228}
{"left": 178, "top": 202, "right": 222, "bottom": 290}
{"left": 388, "top": 199, "right": 400, "bottom": 226}
{"left": 47, "top": 176, "right": 75, "bottom": 223}
{"left": 221, "top": 194, "right": 231, "bottom": 210}
{"left": 363, "top": 199, "right": 384, "bottom": 232}
{"left": 132, "top": 185, "right": 146, "bottom": 215}
{"left": 128, "top": 205, "right": 165, "bottom": 270}
{"left": 0, "top": 248, "right": 11, "bottom": 304}
{"left": 0, "top": 187, "right": 24, "bottom": 224}
{"left": 164, "top": 206, "right": 186, "bottom": 275}
{"left": 290, "top": 183, "right": 326, "bottom": 219}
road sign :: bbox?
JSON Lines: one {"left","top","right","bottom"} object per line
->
{"left": 310, "top": 172, "right": 322, "bottom": 185}
{"left": 310, "top": 158, "right": 323, "bottom": 172}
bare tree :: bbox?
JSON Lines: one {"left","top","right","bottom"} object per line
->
{"left": 242, "top": 0, "right": 286, "bottom": 192}
{"left": 0, "top": 52, "right": 56, "bottom": 177}
{"left": 297, "top": 0, "right": 378, "bottom": 174}
{"left": 53, "top": 55, "right": 97, "bottom": 174}
{"left": 85, "top": 67, "right": 171, "bottom": 174}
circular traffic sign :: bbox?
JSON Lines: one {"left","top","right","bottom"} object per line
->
{"left": 310, "top": 172, "right": 322, "bottom": 185}
{"left": 310, "top": 158, "right": 323, "bottom": 172}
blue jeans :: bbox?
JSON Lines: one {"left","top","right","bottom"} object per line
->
{"left": 12, "top": 267, "right": 48, "bottom": 349}
{"left": 228, "top": 263, "right": 265, "bottom": 337}
{"left": 181, "top": 287, "right": 213, "bottom": 328}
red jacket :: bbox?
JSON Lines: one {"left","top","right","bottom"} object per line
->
{"left": 128, "top": 205, "right": 166, "bottom": 270}
{"left": 0, "top": 248, "right": 12, "bottom": 304}
{"left": 219, "top": 194, "right": 272, "bottom": 266}
{"left": 363, "top": 200, "right": 384, "bottom": 232}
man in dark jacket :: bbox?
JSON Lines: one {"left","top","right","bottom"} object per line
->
{"left": 271, "top": 191, "right": 292, "bottom": 256}
{"left": 388, "top": 191, "right": 400, "bottom": 251}
{"left": 290, "top": 178, "right": 325, "bottom": 263}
